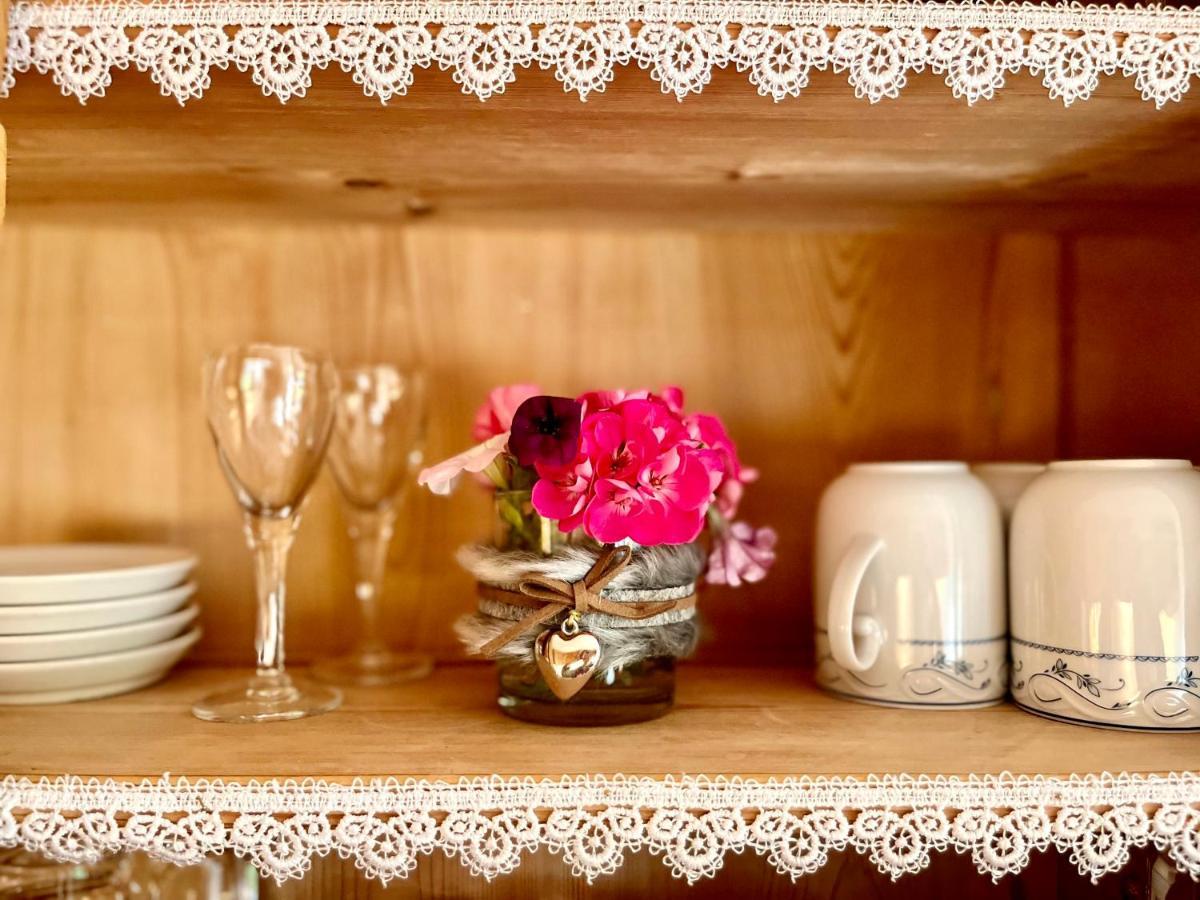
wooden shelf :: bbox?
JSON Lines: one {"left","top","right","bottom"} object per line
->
{"left": 4, "top": 66, "right": 1200, "bottom": 228}
{"left": 1, "top": 664, "right": 1190, "bottom": 781}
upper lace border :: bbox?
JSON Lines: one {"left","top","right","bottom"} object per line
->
{"left": 12, "top": 1, "right": 1200, "bottom": 29}
{"left": 3, "top": 772, "right": 1199, "bottom": 885}
{"left": 4, "top": 0, "right": 1200, "bottom": 106}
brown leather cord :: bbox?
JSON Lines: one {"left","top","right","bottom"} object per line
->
{"left": 476, "top": 545, "right": 692, "bottom": 658}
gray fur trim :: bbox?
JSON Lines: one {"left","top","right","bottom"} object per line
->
{"left": 457, "top": 541, "right": 705, "bottom": 592}
{"left": 455, "top": 611, "right": 700, "bottom": 673}
{"left": 455, "top": 541, "right": 705, "bottom": 670}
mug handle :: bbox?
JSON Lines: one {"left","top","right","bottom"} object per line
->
{"left": 827, "top": 534, "right": 885, "bottom": 672}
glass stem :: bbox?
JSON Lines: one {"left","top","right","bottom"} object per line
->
{"left": 244, "top": 513, "right": 298, "bottom": 678}
{"left": 346, "top": 507, "right": 395, "bottom": 657}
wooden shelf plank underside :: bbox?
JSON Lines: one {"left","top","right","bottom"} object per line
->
{"left": 3, "top": 65, "right": 1200, "bottom": 227}
{"left": 1, "top": 665, "right": 1193, "bottom": 782}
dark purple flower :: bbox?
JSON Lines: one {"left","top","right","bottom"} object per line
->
{"left": 509, "top": 395, "right": 583, "bottom": 468}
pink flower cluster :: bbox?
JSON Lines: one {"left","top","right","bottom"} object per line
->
{"left": 531, "top": 388, "right": 757, "bottom": 547}
{"left": 421, "top": 383, "right": 776, "bottom": 587}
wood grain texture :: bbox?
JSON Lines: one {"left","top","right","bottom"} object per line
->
{"left": 0, "top": 124, "right": 6, "bottom": 225}
{"left": 0, "top": 223, "right": 1060, "bottom": 665}
{"left": 0, "top": 665, "right": 1194, "bottom": 780}
{"left": 1, "top": 65, "right": 1199, "bottom": 227}
{"left": 1061, "top": 233, "right": 1200, "bottom": 460}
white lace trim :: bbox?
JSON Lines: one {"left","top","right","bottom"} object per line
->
{"left": 3, "top": 1, "right": 1200, "bottom": 106}
{"left": 3, "top": 772, "right": 1199, "bottom": 885}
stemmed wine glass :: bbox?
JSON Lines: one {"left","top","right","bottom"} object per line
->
{"left": 312, "top": 364, "right": 433, "bottom": 686}
{"left": 193, "top": 343, "right": 342, "bottom": 723}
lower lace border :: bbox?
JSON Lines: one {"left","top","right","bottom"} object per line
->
{"left": 2, "top": 772, "right": 1199, "bottom": 885}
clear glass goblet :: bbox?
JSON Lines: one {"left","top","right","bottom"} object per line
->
{"left": 192, "top": 343, "right": 343, "bottom": 723}
{"left": 312, "top": 364, "right": 433, "bottom": 687}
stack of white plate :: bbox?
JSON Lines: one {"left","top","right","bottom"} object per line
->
{"left": 0, "top": 544, "right": 201, "bottom": 704}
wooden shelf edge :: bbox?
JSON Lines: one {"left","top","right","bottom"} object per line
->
{"left": 0, "top": 664, "right": 1194, "bottom": 782}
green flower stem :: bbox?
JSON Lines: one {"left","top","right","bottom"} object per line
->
{"left": 495, "top": 490, "right": 559, "bottom": 554}
{"left": 482, "top": 456, "right": 511, "bottom": 490}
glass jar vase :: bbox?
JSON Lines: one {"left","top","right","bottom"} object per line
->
{"left": 488, "top": 492, "right": 679, "bottom": 724}
{"left": 492, "top": 489, "right": 564, "bottom": 555}
{"left": 496, "top": 655, "right": 675, "bottom": 726}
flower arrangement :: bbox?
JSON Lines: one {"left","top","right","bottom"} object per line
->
{"left": 419, "top": 384, "right": 776, "bottom": 586}
{"left": 419, "top": 384, "right": 775, "bottom": 723}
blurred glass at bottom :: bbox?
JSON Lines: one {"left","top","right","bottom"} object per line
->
{"left": 0, "top": 850, "right": 258, "bottom": 899}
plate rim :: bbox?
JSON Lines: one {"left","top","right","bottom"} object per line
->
{"left": 0, "top": 626, "right": 202, "bottom": 674}
{"left": 0, "top": 671, "right": 166, "bottom": 704}
{"left": 0, "top": 580, "right": 197, "bottom": 616}
{"left": 0, "top": 603, "right": 200, "bottom": 650}
{"left": 0, "top": 544, "right": 197, "bottom": 605}
{"left": 0, "top": 543, "right": 197, "bottom": 582}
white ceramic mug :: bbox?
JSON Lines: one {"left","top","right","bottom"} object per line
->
{"left": 814, "top": 462, "right": 1006, "bottom": 708}
{"left": 1010, "top": 459, "right": 1200, "bottom": 731}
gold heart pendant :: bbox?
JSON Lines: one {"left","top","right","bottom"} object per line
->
{"left": 534, "top": 618, "right": 602, "bottom": 701}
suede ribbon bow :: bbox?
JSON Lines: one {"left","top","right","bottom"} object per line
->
{"left": 476, "top": 545, "right": 689, "bottom": 658}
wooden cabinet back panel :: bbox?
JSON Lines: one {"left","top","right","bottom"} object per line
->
{"left": 2, "top": 223, "right": 1165, "bottom": 665}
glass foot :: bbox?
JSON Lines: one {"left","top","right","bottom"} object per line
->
{"left": 192, "top": 671, "right": 341, "bottom": 723}
{"left": 311, "top": 649, "right": 433, "bottom": 687}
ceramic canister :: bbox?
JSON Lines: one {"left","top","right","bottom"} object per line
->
{"left": 813, "top": 462, "right": 1006, "bottom": 708}
{"left": 1009, "top": 459, "right": 1200, "bottom": 731}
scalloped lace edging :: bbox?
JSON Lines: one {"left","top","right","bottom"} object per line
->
{"left": 2, "top": 772, "right": 1199, "bottom": 884}
{"left": 2, "top": 1, "right": 1200, "bottom": 106}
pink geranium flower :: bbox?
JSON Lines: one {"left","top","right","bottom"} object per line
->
{"left": 707, "top": 522, "right": 778, "bottom": 587}
{"left": 715, "top": 477, "right": 746, "bottom": 519}
{"left": 538, "top": 394, "right": 719, "bottom": 544}
{"left": 634, "top": 448, "right": 712, "bottom": 543}
{"left": 659, "top": 385, "right": 685, "bottom": 414}
{"left": 571, "top": 444, "right": 712, "bottom": 545}
{"left": 472, "top": 384, "right": 542, "bottom": 442}
{"left": 684, "top": 412, "right": 757, "bottom": 518}
{"left": 579, "top": 410, "right": 629, "bottom": 475}
{"left": 532, "top": 457, "right": 594, "bottom": 532}
{"left": 612, "top": 399, "right": 686, "bottom": 457}
{"left": 417, "top": 433, "right": 508, "bottom": 496}
{"left": 577, "top": 388, "right": 649, "bottom": 416}
{"left": 585, "top": 478, "right": 650, "bottom": 543}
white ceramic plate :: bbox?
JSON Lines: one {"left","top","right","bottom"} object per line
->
{"left": 0, "top": 582, "right": 196, "bottom": 635}
{"left": 0, "top": 544, "right": 197, "bottom": 605}
{"left": 0, "top": 604, "right": 200, "bottom": 662}
{"left": 0, "top": 627, "right": 201, "bottom": 704}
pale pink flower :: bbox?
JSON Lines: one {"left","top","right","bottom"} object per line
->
{"left": 472, "top": 384, "right": 542, "bottom": 442}
{"left": 707, "top": 522, "right": 777, "bottom": 587}
{"left": 418, "top": 433, "right": 509, "bottom": 496}
{"left": 715, "top": 465, "right": 759, "bottom": 518}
